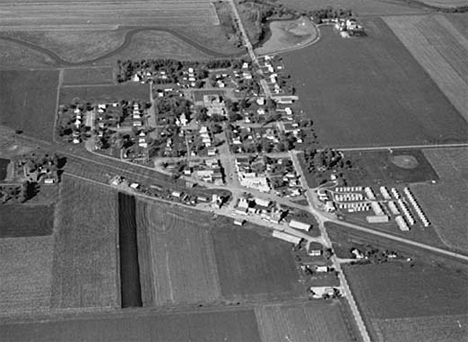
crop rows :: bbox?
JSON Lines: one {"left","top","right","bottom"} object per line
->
{"left": 0, "top": 1, "right": 219, "bottom": 30}
{"left": 255, "top": 303, "right": 353, "bottom": 342}
{"left": 50, "top": 175, "right": 119, "bottom": 309}
{"left": 139, "top": 199, "right": 221, "bottom": 305}
{"left": 384, "top": 16, "right": 468, "bottom": 121}
{"left": 0, "top": 236, "right": 54, "bottom": 314}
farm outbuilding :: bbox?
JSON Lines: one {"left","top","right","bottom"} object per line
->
{"left": 272, "top": 231, "right": 302, "bottom": 245}
{"left": 289, "top": 219, "right": 311, "bottom": 231}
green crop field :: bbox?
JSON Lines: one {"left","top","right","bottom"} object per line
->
{"left": 212, "top": 225, "right": 304, "bottom": 301}
{"left": 384, "top": 15, "right": 468, "bottom": 122}
{"left": 283, "top": 18, "right": 468, "bottom": 148}
{"left": 412, "top": 147, "right": 468, "bottom": 253}
{"left": 0, "top": 308, "right": 262, "bottom": 342}
{"left": 50, "top": 175, "right": 119, "bottom": 309}
{"left": 0, "top": 204, "right": 54, "bottom": 238}
{"left": 136, "top": 198, "right": 221, "bottom": 306}
{"left": 344, "top": 262, "right": 468, "bottom": 341}
{"left": 255, "top": 302, "right": 358, "bottom": 342}
{"left": 59, "top": 83, "right": 149, "bottom": 104}
{"left": 0, "top": 236, "right": 54, "bottom": 314}
{"left": 0, "top": 70, "right": 59, "bottom": 141}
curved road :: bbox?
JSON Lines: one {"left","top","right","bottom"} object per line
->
{"left": 0, "top": 26, "right": 247, "bottom": 67}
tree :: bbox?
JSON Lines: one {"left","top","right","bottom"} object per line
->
{"left": 194, "top": 106, "right": 208, "bottom": 122}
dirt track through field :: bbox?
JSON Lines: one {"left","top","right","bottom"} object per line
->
{"left": 0, "top": 27, "right": 246, "bottom": 67}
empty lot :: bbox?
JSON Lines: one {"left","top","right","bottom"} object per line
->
{"left": 59, "top": 83, "right": 149, "bottom": 104}
{"left": 384, "top": 15, "right": 468, "bottom": 121}
{"left": 283, "top": 18, "right": 468, "bottom": 148}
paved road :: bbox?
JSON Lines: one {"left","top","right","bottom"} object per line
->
{"left": 289, "top": 151, "right": 372, "bottom": 342}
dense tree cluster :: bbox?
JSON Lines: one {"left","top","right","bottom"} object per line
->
{"left": 309, "top": 7, "right": 352, "bottom": 23}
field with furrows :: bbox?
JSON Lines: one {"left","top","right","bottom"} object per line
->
{"left": 0, "top": 236, "right": 54, "bottom": 314}
{"left": 137, "top": 198, "right": 221, "bottom": 305}
{"left": 384, "top": 15, "right": 468, "bottom": 121}
{"left": 255, "top": 302, "right": 357, "bottom": 342}
{"left": 0, "top": 0, "right": 219, "bottom": 31}
{"left": 50, "top": 175, "right": 119, "bottom": 309}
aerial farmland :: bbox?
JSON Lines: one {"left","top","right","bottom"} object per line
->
{"left": 0, "top": 0, "right": 467, "bottom": 341}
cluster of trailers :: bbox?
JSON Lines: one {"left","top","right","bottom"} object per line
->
{"left": 326, "top": 185, "right": 430, "bottom": 231}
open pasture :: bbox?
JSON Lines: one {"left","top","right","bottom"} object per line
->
{"left": 342, "top": 149, "right": 439, "bottom": 186}
{"left": 0, "top": 236, "right": 53, "bottom": 314}
{"left": 255, "top": 302, "right": 357, "bottom": 342}
{"left": 344, "top": 262, "right": 468, "bottom": 341}
{"left": 137, "top": 198, "right": 221, "bottom": 306}
{"left": 275, "top": 0, "right": 428, "bottom": 16}
{"left": 0, "top": 0, "right": 219, "bottom": 31}
{"left": 59, "top": 83, "right": 149, "bottom": 104}
{"left": 0, "top": 205, "right": 54, "bottom": 238}
{"left": 384, "top": 15, "right": 468, "bottom": 122}
{"left": 63, "top": 67, "right": 114, "bottom": 86}
{"left": 372, "top": 314, "right": 468, "bottom": 342}
{"left": 50, "top": 175, "right": 119, "bottom": 309}
{"left": 0, "top": 308, "right": 261, "bottom": 342}
{"left": 283, "top": 18, "right": 468, "bottom": 148}
{"left": 412, "top": 147, "right": 468, "bottom": 253}
{"left": 212, "top": 225, "right": 303, "bottom": 301}
{"left": 0, "top": 70, "right": 59, "bottom": 141}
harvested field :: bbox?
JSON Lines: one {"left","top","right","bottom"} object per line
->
{"left": 118, "top": 193, "right": 142, "bottom": 308}
{"left": 0, "top": 236, "right": 53, "bottom": 313}
{"left": 0, "top": 308, "right": 262, "bottom": 342}
{"left": 62, "top": 67, "right": 114, "bottom": 86}
{"left": 212, "top": 225, "right": 303, "bottom": 301}
{"left": 417, "top": 0, "right": 468, "bottom": 7}
{"left": 255, "top": 302, "right": 357, "bottom": 342}
{"left": 137, "top": 199, "right": 221, "bottom": 305}
{"left": 0, "top": 70, "right": 59, "bottom": 141}
{"left": 0, "top": 0, "right": 219, "bottom": 31}
{"left": 372, "top": 314, "right": 468, "bottom": 342}
{"left": 384, "top": 15, "right": 468, "bottom": 121}
{"left": 412, "top": 147, "right": 468, "bottom": 252}
{"left": 0, "top": 205, "right": 54, "bottom": 238}
{"left": 59, "top": 83, "right": 149, "bottom": 104}
{"left": 344, "top": 262, "right": 468, "bottom": 341}
{"left": 446, "top": 13, "right": 468, "bottom": 40}
{"left": 276, "top": 0, "right": 428, "bottom": 16}
{"left": 283, "top": 18, "right": 468, "bottom": 148}
{"left": 50, "top": 176, "right": 119, "bottom": 309}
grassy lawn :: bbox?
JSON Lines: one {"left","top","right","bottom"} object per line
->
{"left": 59, "top": 83, "right": 149, "bottom": 104}
{"left": 212, "top": 225, "right": 304, "bottom": 301}
{"left": 283, "top": 18, "right": 468, "bottom": 148}
{"left": 343, "top": 262, "right": 468, "bottom": 341}
{"left": 0, "top": 205, "right": 54, "bottom": 238}
{"left": 50, "top": 176, "right": 119, "bottom": 309}
{"left": 0, "top": 70, "right": 59, "bottom": 141}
